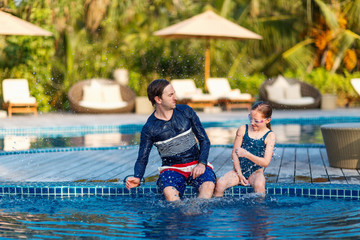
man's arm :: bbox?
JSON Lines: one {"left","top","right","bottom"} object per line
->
{"left": 187, "top": 107, "right": 211, "bottom": 165}
{"left": 132, "top": 126, "right": 153, "bottom": 182}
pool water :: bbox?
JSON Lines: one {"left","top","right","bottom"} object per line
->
{"left": 0, "top": 124, "right": 322, "bottom": 151}
{"left": 0, "top": 194, "right": 359, "bottom": 239}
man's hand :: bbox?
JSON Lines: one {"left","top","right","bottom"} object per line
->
{"left": 125, "top": 177, "right": 141, "bottom": 190}
{"left": 190, "top": 163, "right": 206, "bottom": 179}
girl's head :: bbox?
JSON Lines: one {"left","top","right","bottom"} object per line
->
{"left": 249, "top": 101, "right": 272, "bottom": 130}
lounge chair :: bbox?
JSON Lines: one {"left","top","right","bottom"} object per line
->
{"left": 2, "top": 79, "right": 38, "bottom": 117}
{"left": 171, "top": 79, "right": 219, "bottom": 110}
{"left": 351, "top": 78, "right": 360, "bottom": 96}
{"left": 259, "top": 75, "right": 321, "bottom": 109}
{"left": 68, "top": 79, "right": 136, "bottom": 113}
{"left": 206, "top": 78, "right": 255, "bottom": 111}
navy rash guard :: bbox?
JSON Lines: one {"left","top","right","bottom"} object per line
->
{"left": 134, "top": 104, "right": 210, "bottom": 179}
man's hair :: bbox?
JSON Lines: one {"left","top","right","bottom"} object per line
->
{"left": 147, "top": 79, "right": 170, "bottom": 106}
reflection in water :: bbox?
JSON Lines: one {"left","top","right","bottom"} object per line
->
{"left": 0, "top": 195, "right": 359, "bottom": 239}
{"left": 0, "top": 124, "right": 322, "bottom": 151}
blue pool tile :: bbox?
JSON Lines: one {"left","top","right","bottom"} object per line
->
{"left": 63, "top": 188, "right": 69, "bottom": 195}
{"left": 116, "top": 188, "right": 123, "bottom": 195}
{"left": 331, "top": 189, "right": 337, "bottom": 197}
{"left": 69, "top": 188, "right": 75, "bottom": 195}
{"left": 267, "top": 188, "right": 274, "bottom": 195}
{"left": 289, "top": 188, "right": 295, "bottom": 196}
{"left": 324, "top": 189, "right": 330, "bottom": 196}
{"left": 43, "top": 188, "right": 49, "bottom": 194}
{"left": 303, "top": 189, "right": 309, "bottom": 196}
{"left": 338, "top": 189, "right": 344, "bottom": 197}
{"left": 16, "top": 187, "right": 22, "bottom": 194}
{"left": 83, "top": 188, "right": 89, "bottom": 194}
{"left": 295, "top": 188, "right": 302, "bottom": 196}
{"left": 345, "top": 190, "right": 351, "bottom": 197}
{"left": 275, "top": 188, "right": 281, "bottom": 195}
{"left": 56, "top": 188, "right": 62, "bottom": 195}
{"left": 103, "top": 188, "right": 109, "bottom": 194}
{"left": 96, "top": 188, "right": 103, "bottom": 195}
{"left": 282, "top": 188, "right": 288, "bottom": 195}
{"left": 110, "top": 187, "right": 116, "bottom": 195}
{"left": 123, "top": 188, "right": 130, "bottom": 195}
{"left": 29, "top": 187, "right": 35, "bottom": 194}
{"left": 35, "top": 188, "right": 42, "bottom": 195}
{"left": 352, "top": 190, "right": 359, "bottom": 197}
{"left": 310, "top": 188, "right": 316, "bottom": 196}
{"left": 317, "top": 189, "right": 323, "bottom": 196}
{"left": 23, "top": 188, "right": 29, "bottom": 194}
{"left": 90, "top": 188, "right": 95, "bottom": 195}
{"left": 49, "top": 188, "right": 55, "bottom": 194}
{"left": 76, "top": 188, "right": 82, "bottom": 194}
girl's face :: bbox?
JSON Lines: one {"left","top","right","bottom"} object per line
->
{"left": 248, "top": 110, "right": 271, "bottom": 130}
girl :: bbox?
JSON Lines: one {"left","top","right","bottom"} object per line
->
{"left": 213, "top": 101, "right": 276, "bottom": 196}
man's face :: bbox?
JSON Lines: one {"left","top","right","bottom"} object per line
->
{"left": 160, "top": 84, "right": 177, "bottom": 110}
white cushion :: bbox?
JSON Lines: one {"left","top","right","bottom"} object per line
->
{"left": 8, "top": 97, "right": 37, "bottom": 104}
{"left": 171, "top": 79, "right": 202, "bottom": 99}
{"left": 285, "top": 84, "right": 301, "bottom": 99}
{"left": 276, "top": 97, "right": 315, "bottom": 105}
{"left": 79, "top": 101, "right": 128, "bottom": 109}
{"left": 82, "top": 85, "right": 103, "bottom": 103}
{"left": 265, "top": 85, "right": 285, "bottom": 101}
{"left": 102, "top": 85, "right": 122, "bottom": 103}
{"left": 2, "top": 79, "right": 33, "bottom": 103}
{"left": 272, "top": 75, "right": 290, "bottom": 89}
{"left": 206, "top": 78, "right": 232, "bottom": 97}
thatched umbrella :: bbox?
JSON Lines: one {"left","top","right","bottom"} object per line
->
{"left": 154, "top": 10, "right": 262, "bottom": 85}
{"left": 0, "top": 10, "right": 52, "bottom": 36}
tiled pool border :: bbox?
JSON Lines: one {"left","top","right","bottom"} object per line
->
{"left": 0, "top": 183, "right": 358, "bottom": 200}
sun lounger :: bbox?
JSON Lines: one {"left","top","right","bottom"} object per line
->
{"left": 2, "top": 79, "right": 38, "bottom": 117}
{"left": 206, "top": 78, "right": 255, "bottom": 111}
{"left": 351, "top": 78, "right": 360, "bottom": 96}
{"left": 171, "top": 79, "right": 219, "bottom": 110}
{"left": 259, "top": 75, "right": 321, "bottom": 109}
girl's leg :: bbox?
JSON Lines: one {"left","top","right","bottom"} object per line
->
{"left": 213, "top": 170, "right": 240, "bottom": 197}
{"left": 248, "top": 169, "right": 266, "bottom": 194}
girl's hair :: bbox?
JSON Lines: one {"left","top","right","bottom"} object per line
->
{"left": 147, "top": 79, "right": 170, "bottom": 106}
{"left": 251, "top": 101, "right": 273, "bottom": 129}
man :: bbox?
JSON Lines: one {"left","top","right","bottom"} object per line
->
{"left": 126, "top": 79, "right": 216, "bottom": 201}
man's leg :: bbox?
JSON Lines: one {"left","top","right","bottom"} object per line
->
{"left": 163, "top": 186, "right": 181, "bottom": 201}
{"left": 198, "top": 181, "right": 215, "bottom": 199}
{"left": 189, "top": 167, "right": 216, "bottom": 199}
{"left": 157, "top": 171, "right": 186, "bottom": 201}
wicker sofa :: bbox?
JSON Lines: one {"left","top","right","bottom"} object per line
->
{"left": 68, "top": 79, "right": 136, "bottom": 113}
{"left": 259, "top": 76, "right": 321, "bottom": 109}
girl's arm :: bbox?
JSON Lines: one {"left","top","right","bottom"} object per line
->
{"left": 236, "top": 132, "right": 276, "bottom": 168}
{"left": 232, "top": 126, "right": 245, "bottom": 178}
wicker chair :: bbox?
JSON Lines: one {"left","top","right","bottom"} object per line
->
{"left": 259, "top": 77, "right": 321, "bottom": 109}
{"left": 68, "top": 79, "right": 136, "bottom": 113}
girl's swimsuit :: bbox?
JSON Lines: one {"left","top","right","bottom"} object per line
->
{"left": 239, "top": 125, "right": 272, "bottom": 179}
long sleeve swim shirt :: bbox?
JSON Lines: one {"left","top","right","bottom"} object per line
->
{"left": 133, "top": 104, "right": 210, "bottom": 179}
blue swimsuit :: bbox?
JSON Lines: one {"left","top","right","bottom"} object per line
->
{"left": 239, "top": 125, "right": 272, "bottom": 179}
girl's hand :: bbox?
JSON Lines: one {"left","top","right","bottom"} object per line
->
{"left": 235, "top": 148, "right": 248, "bottom": 158}
{"left": 236, "top": 171, "right": 248, "bottom": 186}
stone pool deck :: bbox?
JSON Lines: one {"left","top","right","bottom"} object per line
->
{"left": 0, "top": 107, "right": 359, "bottom": 184}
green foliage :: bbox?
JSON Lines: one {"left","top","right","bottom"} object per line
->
{"left": 0, "top": 0, "right": 359, "bottom": 113}
{"left": 284, "top": 67, "right": 359, "bottom": 101}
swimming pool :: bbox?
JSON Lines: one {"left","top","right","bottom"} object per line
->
{"left": 0, "top": 115, "right": 359, "bottom": 239}
{"left": 0, "top": 116, "right": 359, "bottom": 151}
{"left": 0, "top": 183, "right": 359, "bottom": 239}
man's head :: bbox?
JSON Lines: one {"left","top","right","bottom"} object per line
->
{"left": 147, "top": 79, "right": 171, "bottom": 106}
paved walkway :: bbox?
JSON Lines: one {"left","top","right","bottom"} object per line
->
{"left": 0, "top": 107, "right": 359, "bottom": 184}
